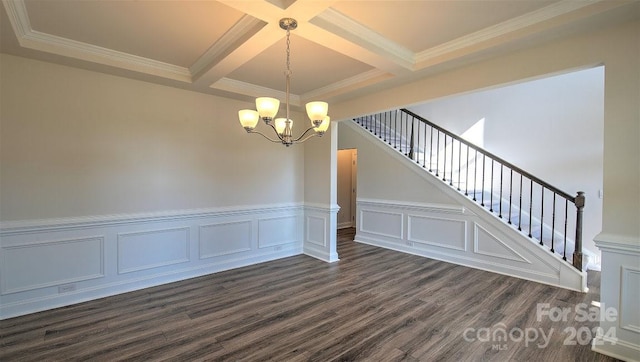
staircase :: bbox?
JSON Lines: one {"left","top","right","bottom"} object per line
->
{"left": 352, "top": 109, "right": 587, "bottom": 273}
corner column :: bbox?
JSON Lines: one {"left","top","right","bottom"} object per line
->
{"left": 303, "top": 122, "right": 339, "bottom": 262}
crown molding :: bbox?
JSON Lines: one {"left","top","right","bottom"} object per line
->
{"left": 301, "top": 69, "right": 390, "bottom": 100}
{"left": 2, "top": 0, "right": 31, "bottom": 38}
{"left": 190, "top": 15, "right": 265, "bottom": 80}
{"left": 213, "top": 68, "right": 390, "bottom": 104}
{"left": 211, "top": 77, "right": 302, "bottom": 106}
{"left": 312, "top": 8, "right": 415, "bottom": 70}
{"left": 414, "top": 0, "right": 604, "bottom": 64}
{"left": 2, "top": 0, "right": 192, "bottom": 82}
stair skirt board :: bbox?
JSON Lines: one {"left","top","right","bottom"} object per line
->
{"left": 346, "top": 120, "right": 587, "bottom": 292}
{"left": 355, "top": 199, "right": 587, "bottom": 292}
{"left": 471, "top": 193, "right": 598, "bottom": 271}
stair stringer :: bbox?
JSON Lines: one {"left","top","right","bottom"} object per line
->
{"left": 344, "top": 120, "right": 587, "bottom": 292}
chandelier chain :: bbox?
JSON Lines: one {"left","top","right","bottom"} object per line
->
{"left": 285, "top": 29, "right": 291, "bottom": 76}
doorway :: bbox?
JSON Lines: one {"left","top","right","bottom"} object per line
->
{"left": 337, "top": 149, "right": 357, "bottom": 229}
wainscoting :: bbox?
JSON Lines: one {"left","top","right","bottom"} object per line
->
{"left": 0, "top": 203, "right": 339, "bottom": 319}
{"left": 592, "top": 234, "right": 640, "bottom": 361}
{"left": 355, "top": 198, "right": 587, "bottom": 292}
{"left": 303, "top": 203, "right": 340, "bottom": 263}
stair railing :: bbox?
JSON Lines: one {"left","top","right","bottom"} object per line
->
{"left": 353, "top": 108, "right": 584, "bottom": 271}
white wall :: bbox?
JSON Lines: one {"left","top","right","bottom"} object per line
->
{"left": 303, "top": 124, "right": 339, "bottom": 262}
{"left": 339, "top": 122, "right": 459, "bottom": 206}
{"left": 407, "top": 67, "right": 604, "bottom": 263}
{"left": 0, "top": 54, "right": 305, "bottom": 221}
{"left": 0, "top": 54, "right": 306, "bottom": 318}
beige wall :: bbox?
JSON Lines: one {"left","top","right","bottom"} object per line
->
{"left": 0, "top": 54, "right": 305, "bottom": 221}
{"left": 332, "top": 19, "right": 640, "bottom": 242}
{"left": 338, "top": 121, "right": 459, "bottom": 206}
{"left": 304, "top": 123, "right": 335, "bottom": 206}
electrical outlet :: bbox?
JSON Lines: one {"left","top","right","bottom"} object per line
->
{"left": 58, "top": 284, "right": 76, "bottom": 293}
{"left": 274, "top": 245, "right": 283, "bottom": 251}
{"left": 407, "top": 241, "right": 414, "bottom": 247}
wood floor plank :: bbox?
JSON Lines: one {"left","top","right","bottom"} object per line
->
{"left": 0, "top": 228, "right": 618, "bottom": 361}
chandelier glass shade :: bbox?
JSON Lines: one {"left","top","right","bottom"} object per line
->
{"left": 238, "top": 18, "right": 330, "bottom": 147}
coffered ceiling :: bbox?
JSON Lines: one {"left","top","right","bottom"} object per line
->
{"left": 0, "top": 0, "right": 635, "bottom": 108}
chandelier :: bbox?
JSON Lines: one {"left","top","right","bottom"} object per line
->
{"left": 238, "top": 18, "right": 330, "bottom": 147}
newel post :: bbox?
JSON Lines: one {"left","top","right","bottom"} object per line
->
{"left": 573, "top": 191, "right": 585, "bottom": 270}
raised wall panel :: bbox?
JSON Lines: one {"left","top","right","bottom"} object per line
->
{"left": 258, "top": 215, "right": 298, "bottom": 248}
{"left": 117, "top": 227, "right": 190, "bottom": 274}
{"left": 620, "top": 266, "right": 640, "bottom": 333}
{"left": 1, "top": 236, "right": 104, "bottom": 294}
{"left": 360, "top": 209, "right": 403, "bottom": 239}
{"left": 408, "top": 215, "right": 466, "bottom": 251}
{"left": 473, "top": 224, "right": 529, "bottom": 263}
{"left": 199, "top": 220, "right": 252, "bottom": 259}
{"left": 306, "top": 215, "right": 326, "bottom": 247}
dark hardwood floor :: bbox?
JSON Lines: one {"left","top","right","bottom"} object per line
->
{"left": 1, "top": 228, "right": 617, "bottom": 361}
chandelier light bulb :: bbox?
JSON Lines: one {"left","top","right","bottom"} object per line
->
{"left": 256, "top": 97, "right": 280, "bottom": 119}
{"left": 275, "top": 118, "right": 291, "bottom": 135}
{"left": 238, "top": 109, "right": 259, "bottom": 130}
{"left": 306, "top": 101, "right": 328, "bottom": 122}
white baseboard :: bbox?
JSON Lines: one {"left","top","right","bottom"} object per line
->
{"left": 592, "top": 335, "right": 640, "bottom": 362}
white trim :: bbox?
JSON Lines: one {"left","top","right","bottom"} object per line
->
{"left": 620, "top": 265, "right": 640, "bottom": 333}
{"left": 0, "top": 203, "right": 303, "bottom": 236}
{"left": 198, "top": 220, "right": 253, "bottom": 259}
{"left": 358, "top": 198, "right": 465, "bottom": 214}
{"left": 2, "top": 0, "right": 31, "bottom": 38}
{"left": 190, "top": 15, "right": 264, "bottom": 77}
{"left": 595, "top": 233, "right": 640, "bottom": 254}
{"left": 116, "top": 227, "right": 191, "bottom": 274}
{"left": 473, "top": 223, "right": 530, "bottom": 263}
{"left": 0, "top": 246, "right": 301, "bottom": 320}
{"left": 414, "top": 0, "right": 604, "bottom": 64}
{"left": 313, "top": 8, "right": 414, "bottom": 69}
{"left": 354, "top": 196, "right": 586, "bottom": 291}
{"left": 407, "top": 214, "right": 467, "bottom": 252}
{"left": 359, "top": 209, "right": 404, "bottom": 239}
{"left": 306, "top": 216, "right": 327, "bottom": 247}
{"left": 304, "top": 203, "right": 341, "bottom": 213}
{"left": 0, "top": 203, "right": 304, "bottom": 319}
{"left": 2, "top": 0, "right": 191, "bottom": 82}
{"left": 1, "top": 236, "right": 105, "bottom": 294}
{"left": 301, "top": 69, "right": 390, "bottom": 100}
{"left": 210, "top": 77, "right": 302, "bottom": 106}
{"left": 592, "top": 334, "right": 640, "bottom": 362}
